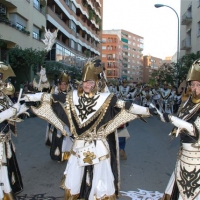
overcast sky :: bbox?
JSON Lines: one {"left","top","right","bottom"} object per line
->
{"left": 103, "top": 0, "right": 181, "bottom": 60}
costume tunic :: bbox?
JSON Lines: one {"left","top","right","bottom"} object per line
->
{"left": 0, "top": 93, "right": 23, "bottom": 199}
{"left": 46, "top": 91, "right": 72, "bottom": 162}
{"left": 162, "top": 96, "right": 200, "bottom": 200}
{"left": 31, "top": 90, "right": 149, "bottom": 199}
{"left": 159, "top": 88, "right": 172, "bottom": 113}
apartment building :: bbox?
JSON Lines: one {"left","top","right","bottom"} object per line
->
{"left": 103, "top": 29, "right": 144, "bottom": 82}
{"left": 143, "top": 55, "right": 171, "bottom": 83}
{"left": 101, "top": 32, "right": 122, "bottom": 79}
{"left": 0, "top": 0, "right": 46, "bottom": 61}
{"left": 180, "top": 0, "right": 200, "bottom": 57}
{"left": 46, "top": 0, "right": 103, "bottom": 68}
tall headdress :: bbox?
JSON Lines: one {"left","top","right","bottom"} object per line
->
{"left": 163, "top": 81, "right": 168, "bottom": 85}
{"left": 0, "top": 62, "right": 15, "bottom": 81}
{"left": 58, "top": 72, "right": 70, "bottom": 84}
{"left": 78, "top": 57, "right": 107, "bottom": 97}
{"left": 0, "top": 62, "right": 16, "bottom": 95}
{"left": 186, "top": 58, "right": 200, "bottom": 82}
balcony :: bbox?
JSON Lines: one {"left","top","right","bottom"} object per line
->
{"left": 0, "top": 17, "right": 30, "bottom": 36}
{"left": 181, "top": 38, "right": 191, "bottom": 50}
{"left": 181, "top": 11, "right": 192, "bottom": 25}
{"left": 1, "top": 0, "right": 17, "bottom": 8}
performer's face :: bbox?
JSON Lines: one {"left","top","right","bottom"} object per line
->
{"left": 191, "top": 81, "right": 200, "bottom": 96}
{"left": 59, "top": 81, "right": 67, "bottom": 92}
{"left": 163, "top": 84, "right": 168, "bottom": 89}
{"left": 83, "top": 80, "right": 95, "bottom": 93}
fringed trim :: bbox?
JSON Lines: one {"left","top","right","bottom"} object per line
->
{"left": 162, "top": 193, "right": 171, "bottom": 200}
{"left": 96, "top": 193, "right": 116, "bottom": 200}
{"left": 62, "top": 152, "right": 71, "bottom": 161}
{"left": 3, "top": 191, "right": 15, "bottom": 200}
{"left": 64, "top": 189, "right": 79, "bottom": 200}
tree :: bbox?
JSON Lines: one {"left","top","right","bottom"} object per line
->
{"left": 178, "top": 51, "right": 200, "bottom": 83}
{"left": 6, "top": 46, "right": 46, "bottom": 83}
{"left": 150, "top": 51, "right": 200, "bottom": 87}
{"left": 149, "top": 62, "right": 176, "bottom": 86}
{"left": 45, "top": 61, "right": 82, "bottom": 84}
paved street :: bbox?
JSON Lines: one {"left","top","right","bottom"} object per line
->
{"left": 13, "top": 114, "right": 179, "bottom": 199}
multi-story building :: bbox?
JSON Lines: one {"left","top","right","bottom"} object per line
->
{"left": 46, "top": 0, "right": 103, "bottom": 68}
{"left": 143, "top": 55, "right": 171, "bottom": 83}
{"left": 101, "top": 32, "right": 122, "bottom": 79}
{"left": 103, "top": 29, "right": 144, "bottom": 82}
{"left": 180, "top": 0, "right": 200, "bottom": 57}
{"left": 0, "top": 0, "right": 46, "bottom": 61}
{"left": 0, "top": 0, "right": 103, "bottom": 74}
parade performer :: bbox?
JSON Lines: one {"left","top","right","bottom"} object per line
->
{"left": 18, "top": 57, "right": 154, "bottom": 200}
{"left": 0, "top": 62, "right": 29, "bottom": 200}
{"left": 128, "top": 83, "right": 142, "bottom": 105}
{"left": 45, "top": 72, "right": 73, "bottom": 162}
{"left": 159, "top": 82, "right": 172, "bottom": 113}
{"left": 171, "top": 86, "right": 181, "bottom": 114}
{"left": 155, "top": 58, "right": 200, "bottom": 200}
{"left": 140, "top": 84, "right": 153, "bottom": 107}
{"left": 119, "top": 79, "right": 130, "bottom": 100}
{"left": 108, "top": 82, "right": 118, "bottom": 94}
{"left": 151, "top": 82, "right": 161, "bottom": 113}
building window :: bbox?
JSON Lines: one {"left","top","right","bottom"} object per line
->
{"left": 121, "top": 38, "right": 128, "bottom": 43}
{"left": 102, "top": 38, "right": 106, "bottom": 42}
{"left": 33, "top": 31, "right": 39, "bottom": 39}
{"left": 0, "top": 3, "right": 6, "bottom": 15}
{"left": 70, "top": 20, "right": 76, "bottom": 32}
{"left": 102, "top": 46, "right": 106, "bottom": 50}
{"left": 16, "top": 23, "right": 24, "bottom": 30}
{"left": 10, "top": 13, "right": 27, "bottom": 29}
{"left": 107, "top": 70, "right": 112, "bottom": 75}
{"left": 33, "top": 0, "right": 40, "bottom": 10}
{"left": 102, "top": 54, "right": 106, "bottom": 57}
{"left": 123, "top": 45, "right": 128, "bottom": 49}
{"left": 33, "top": 25, "right": 39, "bottom": 39}
{"left": 71, "top": 40, "right": 76, "bottom": 49}
{"left": 71, "top": 2, "right": 76, "bottom": 13}
{"left": 65, "top": 0, "right": 70, "bottom": 6}
{"left": 77, "top": 44, "right": 82, "bottom": 52}
{"left": 198, "top": 21, "right": 200, "bottom": 37}
{"left": 56, "top": 44, "right": 63, "bottom": 61}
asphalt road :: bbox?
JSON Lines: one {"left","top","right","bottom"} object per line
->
{"left": 13, "top": 114, "right": 179, "bottom": 199}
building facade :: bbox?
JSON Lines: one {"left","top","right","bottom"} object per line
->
{"left": 0, "top": 0, "right": 46, "bottom": 61}
{"left": 103, "top": 29, "right": 144, "bottom": 82}
{"left": 143, "top": 55, "right": 163, "bottom": 83}
{"left": 101, "top": 32, "right": 122, "bottom": 79}
{"left": 143, "top": 55, "right": 171, "bottom": 83}
{"left": 46, "top": 0, "right": 103, "bottom": 68}
{"left": 180, "top": 0, "right": 200, "bottom": 57}
{"left": 0, "top": 0, "right": 103, "bottom": 71}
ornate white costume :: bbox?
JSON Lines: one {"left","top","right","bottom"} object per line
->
{"left": 162, "top": 58, "right": 200, "bottom": 200}
{"left": 22, "top": 58, "right": 151, "bottom": 200}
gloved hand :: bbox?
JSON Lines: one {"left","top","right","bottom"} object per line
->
{"left": 12, "top": 102, "right": 21, "bottom": 112}
{"left": 20, "top": 93, "right": 43, "bottom": 102}
{"left": 149, "top": 108, "right": 157, "bottom": 115}
{"left": 163, "top": 113, "right": 170, "bottom": 122}
{"left": 16, "top": 103, "right": 30, "bottom": 117}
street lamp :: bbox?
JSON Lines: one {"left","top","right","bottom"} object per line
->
{"left": 154, "top": 3, "right": 180, "bottom": 87}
